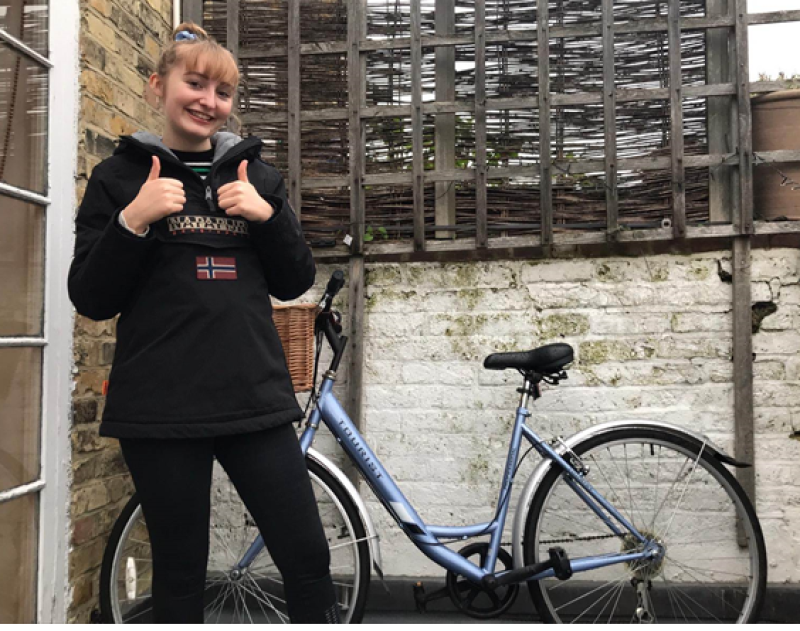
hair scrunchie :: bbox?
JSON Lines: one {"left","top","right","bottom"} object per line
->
{"left": 175, "top": 30, "right": 197, "bottom": 42}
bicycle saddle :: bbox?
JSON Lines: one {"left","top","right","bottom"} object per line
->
{"left": 483, "top": 343, "right": 574, "bottom": 374}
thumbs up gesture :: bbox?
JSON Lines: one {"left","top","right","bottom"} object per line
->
{"left": 217, "top": 160, "right": 275, "bottom": 223}
{"left": 121, "top": 156, "right": 186, "bottom": 234}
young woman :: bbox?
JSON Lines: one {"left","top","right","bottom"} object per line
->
{"left": 68, "top": 22, "right": 340, "bottom": 623}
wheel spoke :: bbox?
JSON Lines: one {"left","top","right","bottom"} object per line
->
{"left": 242, "top": 573, "right": 290, "bottom": 622}
{"left": 529, "top": 433, "right": 763, "bottom": 624}
{"left": 658, "top": 444, "right": 706, "bottom": 542}
{"left": 569, "top": 576, "right": 628, "bottom": 623}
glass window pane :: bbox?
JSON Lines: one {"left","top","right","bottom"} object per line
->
{"left": 0, "top": 42, "right": 48, "bottom": 194}
{"left": 0, "top": 1, "right": 48, "bottom": 56}
{"left": 0, "top": 194, "right": 44, "bottom": 336}
{"left": 0, "top": 347, "right": 41, "bottom": 493}
{"left": 0, "top": 493, "right": 38, "bottom": 623}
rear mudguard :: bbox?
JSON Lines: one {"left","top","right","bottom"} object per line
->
{"left": 307, "top": 447, "right": 384, "bottom": 580}
{"left": 510, "top": 419, "right": 747, "bottom": 569}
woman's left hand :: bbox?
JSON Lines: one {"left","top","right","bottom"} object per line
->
{"left": 217, "top": 160, "right": 275, "bottom": 223}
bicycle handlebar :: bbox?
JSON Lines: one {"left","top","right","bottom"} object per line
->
{"left": 326, "top": 270, "right": 345, "bottom": 297}
{"left": 320, "top": 270, "right": 345, "bottom": 311}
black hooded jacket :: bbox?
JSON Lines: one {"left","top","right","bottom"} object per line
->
{"left": 68, "top": 131, "right": 315, "bottom": 439}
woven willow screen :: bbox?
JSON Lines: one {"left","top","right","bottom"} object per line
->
{"left": 197, "top": 0, "right": 798, "bottom": 256}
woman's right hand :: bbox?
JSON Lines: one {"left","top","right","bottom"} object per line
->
{"left": 121, "top": 156, "right": 186, "bottom": 234}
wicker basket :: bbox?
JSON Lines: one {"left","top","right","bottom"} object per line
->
{"left": 272, "top": 303, "right": 319, "bottom": 392}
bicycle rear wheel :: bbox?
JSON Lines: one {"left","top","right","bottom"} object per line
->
{"left": 99, "top": 457, "right": 371, "bottom": 623}
{"left": 523, "top": 427, "right": 766, "bottom": 623}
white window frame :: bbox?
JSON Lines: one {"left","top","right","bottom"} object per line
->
{"left": 37, "top": 0, "right": 79, "bottom": 622}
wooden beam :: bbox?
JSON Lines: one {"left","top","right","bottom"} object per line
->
{"left": 602, "top": 0, "right": 618, "bottom": 240}
{"left": 241, "top": 80, "right": 792, "bottom": 127}
{"left": 347, "top": 0, "right": 366, "bottom": 254}
{"left": 301, "top": 149, "right": 800, "bottom": 190}
{"left": 475, "top": 0, "right": 487, "bottom": 247}
{"left": 707, "top": 0, "right": 736, "bottom": 224}
{"left": 182, "top": 0, "right": 203, "bottom": 26}
{"left": 226, "top": 0, "right": 241, "bottom": 136}
{"left": 748, "top": 9, "right": 800, "bottom": 25}
{"left": 287, "top": 0, "right": 302, "bottom": 220}
{"left": 236, "top": 10, "right": 800, "bottom": 61}
{"left": 312, "top": 221, "right": 800, "bottom": 263}
{"left": 735, "top": 0, "right": 754, "bottom": 234}
{"left": 352, "top": 11, "right": 800, "bottom": 53}
{"left": 732, "top": 236, "right": 755, "bottom": 546}
{"left": 435, "top": 0, "right": 457, "bottom": 240}
{"left": 668, "top": 0, "right": 686, "bottom": 238}
{"left": 346, "top": 255, "right": 366, "bottom": 437}
{"left": 411, "top": 0, "right": 425, "bottom": 251}
{"left": 538, "top": 2, "right": 552, "bottom": 248}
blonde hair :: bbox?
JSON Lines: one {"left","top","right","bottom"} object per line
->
{"left": 155, "top": 22, "right": 241, "bottom": 128}
{"left": 158, "top": 22, "right": 240, "bottom": 88}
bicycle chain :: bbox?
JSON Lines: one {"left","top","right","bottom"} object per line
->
{"left": 501, "top": 533, "right": 623, "bottom": 547}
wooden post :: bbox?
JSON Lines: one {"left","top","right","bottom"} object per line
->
{"left": 707, "top": 0, "right": 735, "bottom": 224}
{"left": 347, "top": 0, "right": 366, "bottom": 255}
{"left": 226, "top": 0, "right": 241, "bottom": 136}
{"left": 346, "top": 256, "right": 366, "bottom": 445}
{"left": 537, "top": 0, "right": 552, "bottom": 248}
{"left": 475, "top": 0, "right": 488, "bottom": 247}
{"left": 346, "top": 0, "right": 368, "bottom": 447}
{"left": 411, "top": 0, "right": 426, "bottom": 251}
{"left": 183, "top": 0, "right": 203, "bottom": 26}
{"left": 601, "top": 0, "right": 618, "bottom": 239}
{"left": 734, "top": 0, "right": 754, "bottom": 234}
{"left": 288, "top": 0, "right": 302, "bottom": 219}
{"left": 667, "top": 0, "right": 686, "bottom": 238}
{"left": 732, "top": 236, "right": 755, "bottom": 546}
{"left": 435, "top": 0, "right": 457, "bottom": 240}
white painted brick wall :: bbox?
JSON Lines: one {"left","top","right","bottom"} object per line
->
{"left": 292, "top": 251, "right": 800, "bottom": 584}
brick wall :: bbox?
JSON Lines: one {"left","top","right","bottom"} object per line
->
{"left": 296, "top": 251, "right": 800, "bottom": 582}
{"left": 69, "top": 0, "right": 172, "bottom": 622}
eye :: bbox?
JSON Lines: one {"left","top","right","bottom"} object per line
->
{"left": 218, "top": 91, "right": 232, "bottom": 99}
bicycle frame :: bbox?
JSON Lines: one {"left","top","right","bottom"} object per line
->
{"left": 285, "top": 374, "right": 655, "bottom": 586}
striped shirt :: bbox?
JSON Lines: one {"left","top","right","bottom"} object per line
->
{"left": 171, "top": 148, "right": 215, "bottom": 177}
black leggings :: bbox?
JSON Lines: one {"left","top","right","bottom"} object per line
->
{"left": 119, "top": 423, "right": 339, "bottom": 623}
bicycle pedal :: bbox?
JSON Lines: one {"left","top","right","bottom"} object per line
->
{"left": 412, "top": 581, "right": 427, "bottom": 613}
{"left": 548, "top": 547, "right": 573, "bottom": 581}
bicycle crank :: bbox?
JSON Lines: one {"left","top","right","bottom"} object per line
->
{"left": 445, "top": 543, "right": 519, "bottom": 619}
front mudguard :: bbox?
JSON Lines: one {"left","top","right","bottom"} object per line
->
{"left": 307, "top": 447, "right": 384, "bottom": 579}
{"left": 510, "top": 419, "right": 747, "bottom": 570}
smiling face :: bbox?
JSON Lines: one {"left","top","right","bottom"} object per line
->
{"left": 149, "top": 60, "right": 235, "bottom": 151}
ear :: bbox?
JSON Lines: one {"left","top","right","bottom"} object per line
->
{"left": 148, "top": 73, "right": 164, "bottom": 99}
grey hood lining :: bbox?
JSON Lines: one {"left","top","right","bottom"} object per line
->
{"left": 131, "top": 131, "right": 244, "bottom": 165}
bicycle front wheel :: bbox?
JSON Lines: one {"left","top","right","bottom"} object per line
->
{"left": 523, "top": 427, "right": 766, "bottom": 623}
{"left": 99, "top": 457, "right": 371, "bottom": 623}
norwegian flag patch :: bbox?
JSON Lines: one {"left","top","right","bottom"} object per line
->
{"left": 196, "top": 256, "right": 238, "bottom": 280}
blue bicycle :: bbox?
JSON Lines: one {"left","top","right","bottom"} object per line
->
{"left": 102, "top": 271, "right": 767, "bottom": 623}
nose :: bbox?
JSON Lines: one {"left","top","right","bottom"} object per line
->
{"left": 197, "top": 87, "right": 216, "bottom": 110}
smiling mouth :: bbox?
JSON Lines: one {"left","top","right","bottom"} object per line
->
{"left": 187, "top": 109, "right": 214, "bottom": 123}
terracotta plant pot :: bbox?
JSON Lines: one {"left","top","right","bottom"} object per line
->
{"left": 752, "top": 89, "right": 800, "bottom": 220}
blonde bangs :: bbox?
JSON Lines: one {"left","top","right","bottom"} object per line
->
{"left": 177, "top": 43, "right": 239, "bottom": 88}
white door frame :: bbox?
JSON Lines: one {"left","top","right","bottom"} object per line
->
{"left": 37, "top": 0, "right": 80, "bottom": 622}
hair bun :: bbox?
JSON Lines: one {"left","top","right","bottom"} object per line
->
{"left": 171, "top": 21, "right": 210, "bottom": 42}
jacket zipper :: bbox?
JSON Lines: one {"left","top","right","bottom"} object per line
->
{"left": 205, "top": 186, "right": 215, "bottom": 213}
{"left": 123, "top": 136, "right": 262, "bottom": 213}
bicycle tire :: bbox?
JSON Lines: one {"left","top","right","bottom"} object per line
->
{"left": 522, "top": 427, "right": 766, "bottom": 623}
{"left": 99, "top": 457, "right": 371, "bottom": 623}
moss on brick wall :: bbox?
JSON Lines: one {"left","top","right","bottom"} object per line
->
{"left": 69, "top": 0, "right": 172, "bottom": 623}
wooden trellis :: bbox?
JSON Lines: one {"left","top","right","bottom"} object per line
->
{"left": 188, "top": 0, "right": 800, "bottom": 515}
{"left": 192, "top": 0, "right": 800, "bottom": 261}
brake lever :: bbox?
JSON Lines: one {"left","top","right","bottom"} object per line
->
{"left": 330, "top": 310, "right": 343, "bottom": 334}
